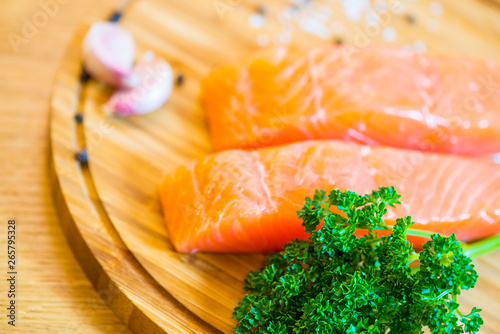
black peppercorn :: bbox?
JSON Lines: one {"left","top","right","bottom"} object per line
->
{"left": 80, "top": 69, "right": 90, "bottom": 83}
{"left": 108, "top": 11, "right": 122, "bottom": 23}
{"left": 75, "top": 149, "right": 88, "bottom": 164}
{"left": 405, "top": 13, "right": 416, "bottom": 24}
{"left": 74, "top": 113, "right": 83, "bottom": 124}
{"left": 176, "top": 74, "right": 184, "bottom": 86}
{"left": 256, "top": 5, "right": 266, "bottom": 16}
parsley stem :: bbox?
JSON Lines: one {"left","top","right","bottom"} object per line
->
{"left": 463, "top": 233, "right": 500, "bottom": 259}
{"left": 405, "top": 229, "right": 438, "bottom": 239}
{"left": 403, "top": 229, "right": 500, "bottom": 258}
{"left": 437, "top": 289, "right": 451, "bottom": 300}
{"left": 369, "top": 227, "right": 500, "bottom": 259}
{"left": 408, "top": 253, "right": 420, "bottom": 265}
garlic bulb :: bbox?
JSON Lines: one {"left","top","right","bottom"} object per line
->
{"left": 82, "top": 22, "right": 136, "bottom": 87}
{"left": 104, "top": 58, "right": 173, "bottom": 116}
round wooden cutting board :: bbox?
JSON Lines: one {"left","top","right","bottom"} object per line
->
{"left": 50, "top": 0, "right": 500, "bottom": 333}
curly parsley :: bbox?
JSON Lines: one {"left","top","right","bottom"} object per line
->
{"left": 233, "top": 187, "right": 491, "bottom": 334}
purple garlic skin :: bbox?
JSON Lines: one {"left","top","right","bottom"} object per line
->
{"left": 82, "top": 22, "right": 136, "bottom": 87}
{"left": 105, "top": 58, "right": 173, "bottom": 116}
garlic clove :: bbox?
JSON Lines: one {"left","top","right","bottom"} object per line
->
{"left": 104, "top": 58, "right": 173, "bottom": 116}
{"left": 82, "top": 22, "right": 136, "bottom": 87}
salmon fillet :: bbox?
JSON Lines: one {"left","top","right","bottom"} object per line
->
{"left": 201, "top": 46, "right": 500, "bottom": 154}
{"left": 159, "top": 140, "right": 500, "bottom": 253}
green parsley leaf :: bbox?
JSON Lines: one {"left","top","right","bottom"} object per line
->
{"left": 234, "top": 187, "right": 487, "bottom": 334}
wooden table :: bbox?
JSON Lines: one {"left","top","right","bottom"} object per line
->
{"left": 2, "top": 0, "right": 500, "bottom": 333}
{"left": 0, "top": 0, "right": 130, "bottom": 332}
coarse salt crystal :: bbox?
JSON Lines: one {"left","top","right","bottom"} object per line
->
{"left": 299, "top": 17, "right": 330, "bottom": 39}
{"left": 430, "top": 2, "right": 444, "bottom": 16}
{"left": 382, "top": 27, "right": 397, "bottom": 42}
{"left": 413, "top": 40, "right": 426, "bottom": 53}
{"left": 343, "top": 0, "right": 370, "bottom": 22}
{"left": 257, "top": 34, "right": 269, "bottom": 46}
{"left": 248, "top": 13, "right": 265, "bottom": 29}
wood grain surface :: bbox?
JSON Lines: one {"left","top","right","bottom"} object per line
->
{"left": 3, "top": 0, "right": 500, "bottom": 333}
{"left": 0, "top": 0, "right": 131, "bottom": 333}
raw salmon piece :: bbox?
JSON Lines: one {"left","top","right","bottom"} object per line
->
{"left": 201, "top": 46, "right": 500, "bottom": 154}
{"left": 159, "top": 140, "right": 500, "bottom": 253}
